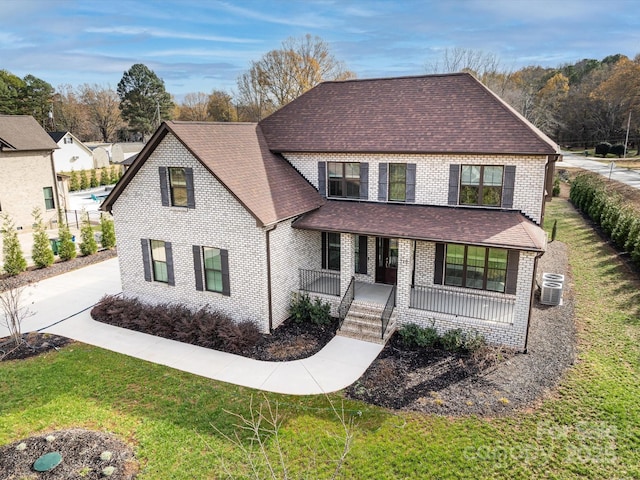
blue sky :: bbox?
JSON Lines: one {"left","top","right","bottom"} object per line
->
{"left": 2, "top": 0, "right": 639, "bottom": 100}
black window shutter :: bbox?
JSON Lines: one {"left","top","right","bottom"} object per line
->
{"left": 141, "top": 239, "right": 152, "bottom": 282}
{"left": 159, "top": 167, "right": 169, "bottom": 206}
{"left": 502, "top": 165, "right": 516, "bottom": 209}
{"left": 185, "top": 167, "right": 196, "bottom": 208}
{"left": 505, "top": 250, "right": 520, "bottom": 294}
{"left": 378, "top": 163, "right": 388, "bottom": 201}
{"left": 321, "top": 232, "right": 327, "bottom": 269}
{"left": 358, "top": 235, "right": 368, "bottom": 274}
{"left": 220, "top": 249, "right": 230, "bottom": 296}
{"left": 193, "top": 245, "right": 204, "bottom": 291}
{"left": 318, "top": 162, "right": 326, "bottom": 198}
{"left": 406, "top": 163, "right": 416, "bottom": 203}
{"left": 165, "top": 242, "right": 175, "bottom": 286}
{"left": 448, "top": 164, "right": 460, "bottom": 205}
{"left": 359, "top": 163, "right": 369, "bottom": 200}
{"left": 434, "top": 243, "right": 445, "bottom": 285}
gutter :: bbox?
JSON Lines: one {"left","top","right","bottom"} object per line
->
{"left": 265, "top": 224, "right": 276, "bottom": 333}
{"left": 523, "top": 249, "right": 545, "bottom": 353}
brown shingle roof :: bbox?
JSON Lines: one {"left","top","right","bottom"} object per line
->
{"left": 292, "top": 201, "right": 546, "bottom": 251}
{"left": 0, "top": 115, "right": 59, "bottom": 151}
{"left": 102, "top": 122, "right": 324, "bottom": 226}
{"left": 259, "top": 73, "right": 559, "bottom": 155}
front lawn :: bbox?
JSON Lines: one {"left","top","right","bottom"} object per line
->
{"left": 1, "top": 199, "right": 639, "bottom": 479}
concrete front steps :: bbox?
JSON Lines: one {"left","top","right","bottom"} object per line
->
{"left": 337, "top": 301, "right": 397, "bottom": 345}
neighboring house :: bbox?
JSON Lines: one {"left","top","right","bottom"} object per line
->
{"left": 49, "top": 131, "right": 95, "bottom": 172}
{"left": 103, "top": 73, "right": 560, "bottom": 351}
{"left": 87, "top": 142, "right": 145, "bottom": 170}
{"left": 0, "top": 115, "right": 63, "bottom": 230}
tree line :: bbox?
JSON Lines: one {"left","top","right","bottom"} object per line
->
{"left": 1, "top": 37, "right": 638, "bottom": 152}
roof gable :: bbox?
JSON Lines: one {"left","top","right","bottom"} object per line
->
{"left": 0, "top": 115, "right": 59, "bottom": 152}
{"left": 259, "top": 73, "right": 559, "bottom": 156}
{"left": 103, "top": 122, "right": 324, "bottom": 226}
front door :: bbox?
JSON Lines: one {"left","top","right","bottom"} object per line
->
{"left": 375, "top": 238, "right": 398, "bottom": 285}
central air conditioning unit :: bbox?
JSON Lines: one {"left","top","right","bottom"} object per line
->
{"left": 540, "top": 281, "right": 563, "bottom": 306}
{"left": 543, "top": 272, "right": 565, "bottom": 285}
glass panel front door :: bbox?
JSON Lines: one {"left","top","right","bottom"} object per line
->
{"left": 375, "top": 237, "right": 398, "bottom": 285}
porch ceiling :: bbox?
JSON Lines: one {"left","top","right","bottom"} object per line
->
{"left": 292, "top": 201, "right": 546, "bottom": 251}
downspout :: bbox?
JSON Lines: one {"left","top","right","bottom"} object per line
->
{"left": 540, "top": 154, "right": 560, "bottom": 227}
{"left": 265, "top": 224, "right": 276, "bottom": 333}
{"left": 523, "top": 250, "right": 545, "bottom": 353}
{"left": 49, "top": 151, "right": 62, "bottom": 210}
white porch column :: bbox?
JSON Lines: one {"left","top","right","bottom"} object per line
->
{"left": 340, "top": 233, "right": 355, "bottom": 296}
{"left": 396, "top": 238, "right": 414, "bottom": 309}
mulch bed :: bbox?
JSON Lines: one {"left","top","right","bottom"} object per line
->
{"left": 0, "top": 332, "right": 71, "bottom": 362}
{"left": 0, "top": 429, "right": 138, "bottom": 479}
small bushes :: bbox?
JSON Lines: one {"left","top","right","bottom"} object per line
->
{"left": 595, "top": 142, "right": 611, "bottom": 157}
{"left": 91, "top": 295, "right": 261, "bottom": 355}
{"left": 398, "top": 323, "right": 485, "bottom": 353}
{"left": 570, "top": 173, "right": 640, "bottom": 267}
{"left": 289, "top": 292, "right": 332, "bottom": 326}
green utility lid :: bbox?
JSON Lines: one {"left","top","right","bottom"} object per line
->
{"left": 33, "top": 451, "right": 62, "bottom": 472}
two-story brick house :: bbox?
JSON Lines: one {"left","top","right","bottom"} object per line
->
{"left": 103, "top": 73, "right": 559, "bottom": 351}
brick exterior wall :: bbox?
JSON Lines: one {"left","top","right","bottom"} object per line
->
{"left": 283, "top": 152, "right": 548, "bottom": 223}
{"left": 112, "top": 134, "right": 272, "bottom": 332}
{"left": 0, "top": 150, "right": 59, "bottom": 230}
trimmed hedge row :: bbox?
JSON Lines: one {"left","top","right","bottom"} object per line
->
{"left": 569, "top": 173, "right": 640, "bottom": 266}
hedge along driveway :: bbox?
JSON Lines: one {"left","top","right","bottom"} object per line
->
{"left": 1, "top": 199, "right": 640, "bottom": 479}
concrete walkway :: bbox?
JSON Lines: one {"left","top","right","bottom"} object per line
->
{"left": 558, "top": 152, "right": 640, "bottom": 190}
{"left": 1, "top": 258, "right": 382, "bottom": 395}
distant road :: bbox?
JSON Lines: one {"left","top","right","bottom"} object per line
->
{"left": 557, "top": 152, "right": 640, "bottom": 190}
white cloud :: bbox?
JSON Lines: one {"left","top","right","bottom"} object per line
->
{"left": 85, "top": 26, "right": 260, "bottom": 44}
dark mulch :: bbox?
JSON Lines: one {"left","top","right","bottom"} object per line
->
{"left": 0, "top": 332, "right": 72, "bottom": 362}
{"left": 0, "top": 429, "right": 138, "bottom": 479}
{"left": 252, "top": 316, "right": 339, "bottom": 361}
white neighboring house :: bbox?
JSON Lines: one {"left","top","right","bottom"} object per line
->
{"left": 49, "top": 131, "right": 95, "bottom": 172}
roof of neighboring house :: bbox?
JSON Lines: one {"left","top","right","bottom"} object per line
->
{"left": 259, "top": 73, "right": 559, "bottom": 156}
{"left": 102, "top": 121, "right": 325, "bottom": 226}
{"left": 0, "top": 115, "right": 59, "bottom": 152}
{"left": 292, "top": 201, "right": 546, "bottom": 251}
{"left": 48, "top": 131, "right": 68, "bottom": 143}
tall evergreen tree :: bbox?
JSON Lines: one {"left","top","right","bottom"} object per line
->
{"left": 31, "top": 207, "right": 54, "bottom": 268}
{"left": 89, "top": 169, "right": 98, "bottom": 188}
{"left": 117, "top": 63, "right": 173, "bottom": 140}
{"left": 57, "top": 212, "right": 77, "bottom": 261}
{"left": 100, "top": 213, "right": 116, "bottom": 249}
{"left": 1, "top": 215, "right": 27, "bottom": 276}
{"left": 80, "top": 169, "right": 89, "bottom": 190}
{"left": 70, "top": 170, "right": 80, "bottom": 191}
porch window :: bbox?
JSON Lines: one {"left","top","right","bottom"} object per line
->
{"left": 322, "top": 232, "right": 341, "bottom": 271}
{"left": 444, "top": 244, "right": 508, "bottom": 293}
{"left": 388, "top": 164, "right": 406, "bottom": 202}
{"left": 328, "top": 162, "right": 360, "bottom": 199}
{"left": 355, "top": 235, "right": 368, "bottom": 274}
{"left": 459, "top": 165, "right": 503, "bottom": 206}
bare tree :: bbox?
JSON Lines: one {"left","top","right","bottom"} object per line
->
{"left": 177, "top": 92, "right": 210, "bottom": 121}
{"left": 0, "top": 278, "right": 34, "bottom": 348}
{"left": 52, "top": 84, "right": 89, "bottom": 137}
{"left": 211, "top": 394, "right": 356, "bottom": 479}
{"left": 237, "top": 34, "right": 355, "bottom": 120}
{"left": 79, "top": 84, "right": 123, "bottom": 142}
{"left": 427, "top": 47, "right": 502, "bottom": 80}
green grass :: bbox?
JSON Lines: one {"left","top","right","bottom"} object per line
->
{"left": 1, "top": 199, "right": 640, "bottom": 479}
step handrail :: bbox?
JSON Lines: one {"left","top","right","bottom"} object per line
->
{"left": 338, "top": 276, "right": 355, "bottom": 330}
{"left": 380, "top": 285, "right": 396, "bottom": 339}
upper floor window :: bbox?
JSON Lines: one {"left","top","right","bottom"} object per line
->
{"left": 169, "top": 167, "right": 188, "bottom": 207}
{"left": 43, "top": 187, "right": 55, "bottom": 210}
{"left": 159, "top": 166, "right": 195, "bottom": 208}
{"left": 445, "top": 244, "right": 507, "bottom": 293}
{"left": 389, "top": 164, "right": 407, "bottom": 202}
{"left": 63, "top": 137, "right": 73, "bottom": 144}
{"left": 328, "top": 162, "right": 360, "bottom": 199}
{"left": 459, "top": 165, "right": 503, "bottom": 206}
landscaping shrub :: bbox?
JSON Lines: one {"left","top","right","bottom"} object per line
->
{"left": 79, "top": 212, "right": 98, "bottom": 256}
{"left": 625, "top": 218, "right": 640, "bottom": 253}
{"left": 289, "top": 292, "right": 332, "bottom": 325}
{"left": 1, "top": 214, "right": 27, "bottom": 276}
{"left": 610, "top": 143, "right": 626, "bottom": 158}
{"left": 398, "top": 323, "right": 439, "bottom": 349}
{"left": 595, "top": 142, "right": 611, "bottom": 157}
{"left": 31, "top": 207, "right": 54, "bottom": 269}
{"left": 552, "top": 176, "right": 561, "bottom": 197}
{"left": 91, "top": 295, "right": 261, "bottom": 354}
{"left": 100, "top": 213, "right": 116, "bottom": 249}
{"left": 440, "top": 328, "right": 486, "bottom": 353}
{"left": 599, "top": 197, "right": 622, "bottom": 237}
{"left": 611, "top": 210, "right": 635, "bottom": 250}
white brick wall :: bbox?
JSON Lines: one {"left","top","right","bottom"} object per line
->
{"left": 283, "top": 152, "right": 548, "bottom": 223}
{"left": 112, "top": 134, "right": 271, "bottom": 332}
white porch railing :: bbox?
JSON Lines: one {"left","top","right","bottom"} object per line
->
{"left": 410, "top": 285, "right": 515, "bottom": 324}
